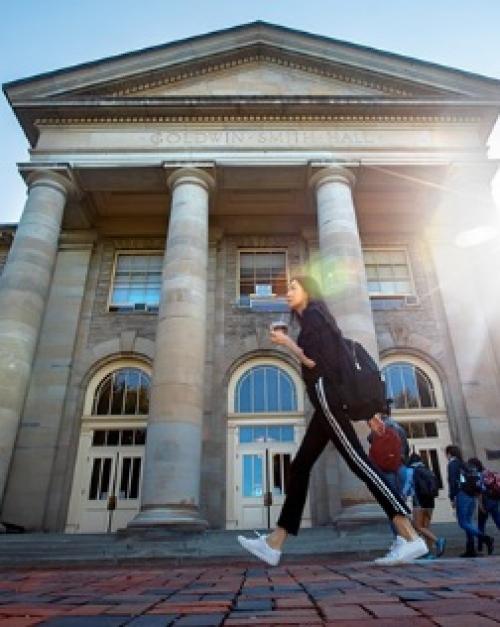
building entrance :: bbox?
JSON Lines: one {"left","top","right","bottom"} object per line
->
{"left": 227, "top": 421, "right": 311, "bottom": 530}
{"left": 66, "top": 426, "right": 146, "bottom": 533}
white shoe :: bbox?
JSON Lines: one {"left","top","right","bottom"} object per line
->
{"left": 374, "top": 536, "right": 406, "bottom": 565}
{"left": 237, "top": 531, "right": 281, "bottom": 566}
{"left": 376, "top": 536, "right": 428, "bottom": 566}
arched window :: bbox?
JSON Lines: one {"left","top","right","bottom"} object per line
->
{"left": 92, "top": 368, "right": 151, "bottom": 415}
{"left": 382, "top": 362, "right": 437, "bottom": 409}
{"left": 235, "top": 365, "right": 297, "bottom": 413}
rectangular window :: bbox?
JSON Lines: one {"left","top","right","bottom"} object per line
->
{"left": 109, "top": 253, "right": 163, "bottom": 312}
{"left": 402, "top": 421, "right": 438, "bottom": 439}
{"left": 363, "top": 249, "right": 414, "bottom": 298}
{"left": 238, "top": 250, "right": 287, "bottom": 303}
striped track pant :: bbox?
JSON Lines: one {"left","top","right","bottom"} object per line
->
{"left": 277, "top": 377, "right": 410, "bottom": 535}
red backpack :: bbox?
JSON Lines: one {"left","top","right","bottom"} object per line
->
{"left": 369, "top": 426, "right": 402, "bottom": 472}
{"left": 483, "top": 469, "right": 500, "bottom": 500}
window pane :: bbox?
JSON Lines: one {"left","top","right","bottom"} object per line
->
{"left": 110, "top": 372, "right": 126, "bottom": 414}
{"left": 92, "top": 430, "right": 106, "bottom": 446}
{"left": 112, "top": 254, "right": 162, "bottom": 306}
{"left": 416, "top": 369, "right": 436, "bottom": 407}
{"left": 121, "top": 430, "right": 134, "bottom": 445}
{"left": 134, "top": 429, "right": 146, "bottom": 445}
{"left": 99, "top": 458, "right": 112, "bottom": 500}
{"left": 279, "top": 373, "right": 296, "bottom": 411}
{"left": 235, "top": 366, "right": 297, "bottom": 414}
{"left": 402, "top": 365, "right": 419, "bottom": 408}
{"left": 243, "top": 454, "right": 263, "bottom": 497}
{"left": 424, "top": 422, "right": 438, "bottom": 437}
{"left": 254, "top": 426, "right": 266, "bottom": 442}
{"left": 267, "top": 425, "right": 281, "bottom": 442}
{"left": 239, "top": 426, "right": 253, "bottom": 443}
{"left": 385, "top": 366, "right": 405, "bottom": 409}
{"left": 124, "top": 370, "right": 139, "bottom": 414}
{"left": 138, "top": 374, "right": 150, "bottom": 414}
{"left": 237, "top": 375, "right": 253, "bottom": 413}
{"left": 88, "top": 459, "right": 101, "bottom": 500}
{"left": 106, "top": 430, "right": 119, "bottom": 446}
{"left": 273, "top": 453, "right": 283, "bottom": 495}
{"left": 129, "top": 458, "right": 141, "bottom": 499}
{"left": 119, "top": 457, "right": 131, "bottom": 498}
{"left": 95, "top": 377, "right": 112, "bottom": 415}
{"left": 253, "top": 368, "right": 266, "bottom": 412}
{"left": 266, "top": 367, "right": 279, "bottom": 412}
{"left": 281, "top": 425, "right": 294, "bottom": 442}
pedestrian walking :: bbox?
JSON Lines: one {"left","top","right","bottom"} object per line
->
{"left": 445, "top": 445, "right": 494, "bottom": 557}
{"left": 406, "top": 452, "right": 446, "bottom": 558}
{"left": 477, "top": 463, "right": 500, "bottom": 553}
{"left": 237, "top": 276, "right": 428, "bottom": 566}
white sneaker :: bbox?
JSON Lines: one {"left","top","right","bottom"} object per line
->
{"left": 237, "top": 531, "right": 281, "bottom": 566}
{"left": 374, "top": 536, "right": 407, "bottom": 565}
{"left": 376, "top": 536, "right": 428, "bottom": 566}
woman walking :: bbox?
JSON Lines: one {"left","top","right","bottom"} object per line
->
{"left": 237, "top": 276, "right": 428, "bottom": 566}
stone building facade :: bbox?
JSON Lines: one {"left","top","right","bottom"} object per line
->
{"left": 1, "top": 22, "right": 500, "bottom": 533}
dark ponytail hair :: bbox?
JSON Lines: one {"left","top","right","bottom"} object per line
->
{"left": 289, "top": 275, "right": 341, "bottom": 335}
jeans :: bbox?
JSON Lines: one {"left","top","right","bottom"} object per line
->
{"left": 477, "top": 495, "right": 500, "bottom": 551}
{"left": 456, "top": 490, "right": 489, "bottom": 551}
{"left": 380, "top": 467, "right": 407, "bottom": 536}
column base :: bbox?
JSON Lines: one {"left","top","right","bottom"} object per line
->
{"left": 334, "top": 503, "right": 385, "bottom": 530}
{"left": 126, "top": 506, "right": 208, "bottom": 533}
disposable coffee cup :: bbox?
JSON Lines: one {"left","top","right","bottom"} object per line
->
{"left": 271, "top": 320, "right": 288, "bottom": 334}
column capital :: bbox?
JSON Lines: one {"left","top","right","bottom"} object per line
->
{"left": 19, "top": 165, "right": 77, "bottom": 198}
{"left": 166, "top": 167, "right": 215, "bottom": 193}
{"left": 309, "top": 166, "right": 356, "bottom": 192}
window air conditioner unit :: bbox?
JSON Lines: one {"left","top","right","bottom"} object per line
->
{"left": 404, "top": 295, "right": 419, "bottom": 307}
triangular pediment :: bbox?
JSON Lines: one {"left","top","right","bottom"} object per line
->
{"left": 5, "top": 21, "right": 500, "bottom": 146}
{"left": 127, "top": 60, "right": 392, "bottom": 98}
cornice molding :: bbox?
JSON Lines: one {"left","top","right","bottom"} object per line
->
{"left": 33, "top": 114, "right": 482, "bottom": 125}
{"left": 101, "top": 53, "right": 414, "bottom": 98}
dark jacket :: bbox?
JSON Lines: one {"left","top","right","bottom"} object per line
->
{"left": 447, "top": 457, "right": 463, "bottom": 502}
{"left": 297, "top": 304, "right": 343, "bottom": 407}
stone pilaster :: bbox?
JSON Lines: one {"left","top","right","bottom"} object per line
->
{"left": 0, "top": 170, "right": 73, "bottom": 507}
{"left": 129, "top": 167, "right": 215, "bottom": 530}
{"left": 309, "top": 166, "right": 381, "bottom": 523}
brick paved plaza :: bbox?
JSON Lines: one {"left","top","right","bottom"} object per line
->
{"left": 0, "top": 556, "right": 499, "bottom": 626}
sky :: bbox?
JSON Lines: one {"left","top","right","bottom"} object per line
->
{"left": 1, "top": 0, "right": 500, "bottom": 223}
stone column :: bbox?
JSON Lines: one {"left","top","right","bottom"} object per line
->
{"left": 0, "top": 170, "right": 72, "bottom": 507}
{"left": 309, "top": 166, "right": 381, "bottom": 523}
{"left": 129, "top": 167, "right": 214, "bottom": 530}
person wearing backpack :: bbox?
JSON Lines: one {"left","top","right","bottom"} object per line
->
{"left": 237, "top": 275, "right": 427, "bottom": 567}
{"left": 446, "top": 446, "right": 494, "bottom": 557}
{"left": 367, "top": 410, "right": 408, "bottom": 538}
{"left": 472, "top": 460, "right": 500, "bottom": 554}
{"left": 405, "top": 453, "right": 446, "bottom": 558}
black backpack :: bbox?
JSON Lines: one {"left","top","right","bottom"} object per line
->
{"left": 414, "top": 465, "right": 440, "bottom": 500}
{"left": 459, "top": 463, "right": 482, "bottom": 496}
{"left": 336, "top": 338, "right": 386, "bottom": 422}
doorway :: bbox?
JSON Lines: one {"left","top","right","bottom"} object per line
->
{"left": 227, "top": 421, "right": 311, "bottom": 530}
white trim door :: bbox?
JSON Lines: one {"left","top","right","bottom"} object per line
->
{"left": 229, "top": 420, "right": 311, "bottom": 530}
{"left": 66, "top": 426, "right": 146, "bottom": 533}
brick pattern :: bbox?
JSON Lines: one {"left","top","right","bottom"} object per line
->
{"left": 0, "top": 557, "right": 499, "bottom": 626}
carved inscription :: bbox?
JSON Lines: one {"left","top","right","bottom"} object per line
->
{"left": 150, "top": 129, "right": 380, "bottom": 147}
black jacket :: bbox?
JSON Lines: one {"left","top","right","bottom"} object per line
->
{"left": 447, "top": 457, "right": 463, "bottom": 501}
{"left": 297, "top": 304, "right": 343, "bottom": 407}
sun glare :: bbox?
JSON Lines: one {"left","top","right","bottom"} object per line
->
{"left": 487, "top": 116, "right": 500, "bottom": 210}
